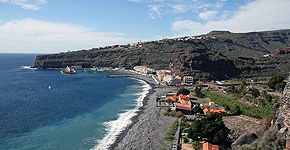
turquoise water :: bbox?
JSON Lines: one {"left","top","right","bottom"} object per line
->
{"left": 0, "top": 54, "right": 149, "bottom": 150}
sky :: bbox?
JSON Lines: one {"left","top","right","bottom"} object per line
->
{"left": 0, "top": 0, "right": 290, "bottom": 53}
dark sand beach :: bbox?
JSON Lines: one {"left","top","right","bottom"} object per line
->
{"left": 109, "top": 75, "right": 176, "bottom": 150}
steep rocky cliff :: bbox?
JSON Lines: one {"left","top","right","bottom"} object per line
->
{"left": 34, "top": 29, "right": 290, "bottom": 80}
{"left": 273, "top": 73, "right": 290, "bottom": 138}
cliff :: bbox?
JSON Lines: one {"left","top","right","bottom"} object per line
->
{"left": 34, "top": 29, "right": 290, "bottom": 80}
{"left": 273, "top": 73, "right": 290, "bottom": 138}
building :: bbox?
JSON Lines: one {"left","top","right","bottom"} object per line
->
{"left": 133, "top": 66, "right": 155, "bottom": 74}
{"left": 200, "top": 102, "right": 226, "bottom": 116}
{"left": 179, "top": 94, "right": 190, "bottom": 101}
{"left": 183, "top": 76, "right": 194, "bottom": 84}
{"left": 145, "top": 68, "right": 156, "bottom": 74}
{"left": 202, "top": 142, "right": 219, "bottom": 150}
{"left": 163, "top": 75, "right": 182, "bottom": 85}
{"left": 175, "top": 103, "right": 192, "bottom": 114}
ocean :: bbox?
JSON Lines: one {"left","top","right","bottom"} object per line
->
{"left": 0, "top": 53, "right": 150, "bottom": 150}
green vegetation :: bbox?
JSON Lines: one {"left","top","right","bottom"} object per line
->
{"left": 249, "top": 88, "right": 260, "bottom": 98}
{"left": 257, "top": 129, "right": 285, "bottom": 150}
{"left": 268, "top": 75, "right": 286, "bottom": 91}
{"left": 177, "top": 88, "right": 190, "bottom": 96}
{"left": 228, "top": 84, "right": 274, "bottom": 105}
{"left": 187, "top": 114, "right": 231, "bottom": 149}
{"left": 180, "top": 116, "right": 187, "bottom": 130}
{"left": 164, "top": 120, "right": 178, "bottom": 141}
{"left": 241, "top": 129, "right": 285, "bottom": 150}
{"left": 190, "top": 104, "right": 203, "bottom": 115}
{"left": 192, "top": 141, "right": 199, "bottom": 149}
{"left": 194, "top": 87, "right": 205, "bottom": 98}
{"left": 202, "top": 90, "right": 273, "bottom": 119}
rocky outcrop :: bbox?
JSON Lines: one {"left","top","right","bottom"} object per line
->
{"left": 231, "top": 133, "right": 258, "bottom": 150}
{"left": 273, "top": 73, "right": 290, "bottom": 138}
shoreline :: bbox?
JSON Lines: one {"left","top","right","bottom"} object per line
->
{"left": 108, "top": 75, "right": 176, "bottom": 150}
{"left": 107, "top": 76, "right": 155, "bottom": 150}
{"left": 91, "top": 75, "right": 152, "bottom": 150}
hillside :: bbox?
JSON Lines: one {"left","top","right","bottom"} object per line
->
{"left": 34, "top": 29, "right": 290, "bottom": 80}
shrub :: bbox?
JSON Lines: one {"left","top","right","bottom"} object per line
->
{"left": 268, "top": 75, "right": 286, "bottom": 91}
{"left": 257, "top": 129, "right": 285, "bottom": 150}
{"left": 183, "top": 136, "right": 188, "bottom": 143}
{"left": 177, "top": 88, "right": 190, "bottom": 95}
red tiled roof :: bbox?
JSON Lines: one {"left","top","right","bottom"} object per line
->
{"left": 203, "top": 142, "right": 219, "bottom": 150}
{"left": 179, "top": 94, "right": 189, "bottom": 99}
{"left": 202, "top": 108, "right": 225, "bottom": 114}
{"left": 180, "top": 100, "right": 191, "bottom": 105}
{"left": 169, "top": 96, "right": 179, "bottom": 101}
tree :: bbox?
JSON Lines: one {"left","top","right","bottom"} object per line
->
{"left": 183, "top": 136, "right": 188, "bottom": 143}
{"left": 192, "top": 141, "right": 199, "bottom": 149}
{"left": 228, "top": 85, "right": 237, "bottom": 93}
{"left": 257, "top": 129, "right": 285, "bottom": 150}
{"left": 195, "top": 87, "right": 205, "bottom": 98}
{"left": 188, "top": 114, "right": 231, "bottom": 149}
{"left": 177, "top": 88, "right": 190, "bottom": 95}
{"left": 191, "top": 104, "right": 203, "bottom": 114}
{"left": 249, "top": 88, "right": 260, "bottom": 98}
{"left": 268, "top": 75, "right": 286, "bottom": 91}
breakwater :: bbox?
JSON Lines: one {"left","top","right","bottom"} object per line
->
{"left": 106, "top": 75, "right": 137, "bottom": 78}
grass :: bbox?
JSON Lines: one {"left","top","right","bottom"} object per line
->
{"left": 164, "top": 120, "right": 178, "bottom": 141}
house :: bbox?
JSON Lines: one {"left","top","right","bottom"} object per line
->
{"left": 176, "top": 75, "right": 182, "bottom": 82}
{"left": 175, "top": 103, "right": 192, "bottom": 114}
{"left": 179, "top": 94, "right": 190, "bottom": 101}
{"left": 163, "top": 75, "right": 173, "bottom": 84}
{"left": 200, "top": 102, "right": 215, "bottom": 109}
{"left": 202, "top": 142, "right": 219, "bottom": 150}
{"left": 183, "top": 76, "right": 194, "bottom": 84}
{"left": 202, "top": 107, "right": 226, "bottom": 116}
{"left": 145, "top": 68, "right": 156, "bottom": 74}
{"left": 163, "top": 75, "right": 182, "bottom": 85}
{"left": 200, "top": 102, "right": 226, "bottom": 116}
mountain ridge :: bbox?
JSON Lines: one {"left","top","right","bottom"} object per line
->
{"left": 34, "top": 29, "right": 290, "bottom": 80}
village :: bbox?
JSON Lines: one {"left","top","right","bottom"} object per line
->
{"left": 61, "top": 60, "right": 287, "bottom": 150}
{"left": 130, "top": 65, "right": 286, "bottom": 150}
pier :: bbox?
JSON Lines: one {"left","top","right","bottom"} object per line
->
{"left": 105, "top": 75, "right": 137, "bottom": 78}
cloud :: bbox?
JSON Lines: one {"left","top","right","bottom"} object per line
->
{"left": 0, "top": 19, "right": 136, "bottom": 53}
{"left": 170, "top": 4, "right": 191, "bottom": 13}
{"left": 148, "top": 5, "right": 162, "bottom": 19}
{"left": 199, "top": 11, "right": 218, "bottom": 21}
{"left": 0, "top": 0, "right": 47, "bottom": 10}
{"left": 128, "top": 0, "right": 143, "bottom": 3}
{"left": 171, "top": 0, "right": 290, "bottom": 36}
{"left": 128, "top": 0, "right": 228, "bottom": 19}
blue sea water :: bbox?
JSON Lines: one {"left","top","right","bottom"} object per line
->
{"left": 0, "top": 53, "right": 150, "bottom": 150}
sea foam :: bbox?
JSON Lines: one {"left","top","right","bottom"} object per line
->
{"left": 92, "top": 79, "right": 151, "bottom": 150}
{"left": 21, "top": 66, "right": 37, "bottom": 70}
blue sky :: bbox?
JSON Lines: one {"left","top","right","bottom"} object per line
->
{"left": 0, "top": 0, "right": 290, "bottom": 53}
